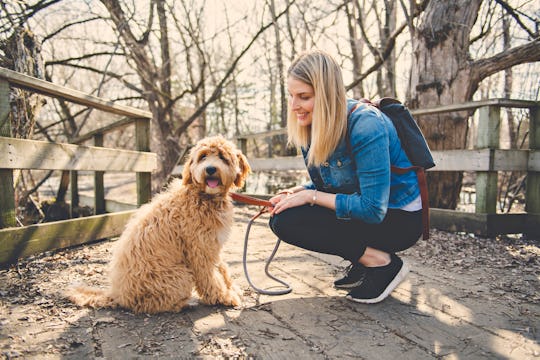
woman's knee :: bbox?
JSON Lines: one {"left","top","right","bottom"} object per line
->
{"left": 268, "top": 206, "right": 310, "bottom": 240}
{"left": 268, "top": 212, "right": 291, "bottom": 238}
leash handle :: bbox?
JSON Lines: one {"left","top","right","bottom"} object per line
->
{"left": 231, "top": 192, "right": 273, "bottom": 207}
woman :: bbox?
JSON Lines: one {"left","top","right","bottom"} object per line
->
{"left": 269, "top": 50, "right": 422, "bottom": 304}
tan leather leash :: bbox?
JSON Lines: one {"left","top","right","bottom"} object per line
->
{"left": 231, "top": 192, "right": 292, "bottom": 295}
{"left": 230, "top": 192, "right": 273, "bottom": 208}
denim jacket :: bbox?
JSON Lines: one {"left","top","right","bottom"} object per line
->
{"left": 302, "top": 99, "right": 420, "bottom": 224}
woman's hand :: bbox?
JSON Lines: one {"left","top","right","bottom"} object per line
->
{"left": 270, "top": 189, "right": 315, "bottom": 215}
{"left": 268, "top": 190, "right": 292, "bottom": 212}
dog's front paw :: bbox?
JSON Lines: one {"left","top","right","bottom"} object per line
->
{"left": 231, "top": 284, "right": 243, "bottom": 297}
{"left": 221, "top": 290, "right": 242, "bottom": 307}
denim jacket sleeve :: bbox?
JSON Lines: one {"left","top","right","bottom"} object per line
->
{"left": 335, "top": 107, "right": 390, "bottom": 223}
{"left": 303, "top": 182, "right": 315, "bottom": 190}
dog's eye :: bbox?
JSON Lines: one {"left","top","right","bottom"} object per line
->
{"left": 198, "top": 154, "right": 207, "bottom": 162}
{"left": 218, "top": 153, "right": 229, "bottom": 164}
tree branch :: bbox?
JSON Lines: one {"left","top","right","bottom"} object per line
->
{"left": 42, "top": 16, "right": 102, "bottom": 43}
{"left": 45, "top": 51, "right": 125, "bottom": 65}
{"left": 44, "top": 62, "right": 143, "bottom": 94}
{"left": 346, "top": 0, "right": 426, "bottom": 91}
{"left": 470, "top": 38, "right": 540, "bottom": 84}
{"left": 346, "top": 20, "right": 407, "bottom": 91}
{"left": 10, "top": 0, "right": 61, "bottom": 21}
{"left": 354, "top": 2, "right": 381, "bottom": 61}
{"left": 100, "top": 0, "right": 158, "bottom": 93}
{"left": 493, "top": 0, "right": 538, "bottom": 38}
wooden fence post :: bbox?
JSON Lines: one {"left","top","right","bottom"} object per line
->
{"left": 238, "top": 137, "right": 247, "bottom": 156}
{"left": 526, "top": 105, "right": 540, "bottom": 238}
{"left": 94, "top": 133, "right": 105, "bottom": 214}
{"left": 475, "top": 105, "right": 500, "bottom": 215}
{"left": 135, "top": 118, "right": 151, "bottom": 206}
{"left": 70, "top": 170, "right": 79, "bottom": 216}
{"left": 0, "top": 79, "right": 16, "bottom": 228}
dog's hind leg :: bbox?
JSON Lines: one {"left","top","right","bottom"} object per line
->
{"left": 115, "top": 266, "right": 194, "bottom": 314}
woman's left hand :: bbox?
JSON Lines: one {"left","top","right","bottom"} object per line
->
{"left": 270, "top": 190, "right": 313, "bottom": 215}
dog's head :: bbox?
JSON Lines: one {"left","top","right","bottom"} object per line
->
{"left": 182, "top": 136, "right": 251, "bottom": 194}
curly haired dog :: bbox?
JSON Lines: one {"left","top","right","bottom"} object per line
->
{"left": 66, "top": 136, "right": 250, "bottom": 314}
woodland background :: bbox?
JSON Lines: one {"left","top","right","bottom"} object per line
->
{"left": 0, "top": 0, "right": 539, "bottom": 218}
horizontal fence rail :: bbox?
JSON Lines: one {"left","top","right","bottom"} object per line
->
{"left": 0, "top": 211, "right": 136, "bottom": 264}
{"left": 0, "top": 67, "right": 152, "bottom": 119}
{"left": 0, "top": 137, "right": 156, "bottom": 172}
{"left": 218, "top": 149, "right": 539, "bottom": 173}
{"left": 0, "top": 67, "right": 156, "bottom": 266}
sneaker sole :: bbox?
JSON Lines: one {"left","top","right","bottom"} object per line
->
{"left": 334, "top": 280, "right": 363, "bottom": 289}
{"left": 345, "top": 260, "right": 410, "bottom": 304}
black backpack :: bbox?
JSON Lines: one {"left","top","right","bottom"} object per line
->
{"left": 348, "top": 98, "right": 434, "bottom": 239}
{"left": 351, "top": 98, "right": 435, "bottom": 169}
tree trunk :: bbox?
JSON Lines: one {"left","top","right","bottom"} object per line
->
{"left": 408, "top": 0, "right": 483, "bottom": 209}
{"left": 100, "top": 0, "right": 180, "bottom": 192}
{"left": 269, "top": 0, "right": 289, "bottom": 156}
{"left": 1, "top": 27, "right": 45, "bottom": 139}
{"left": 379, "top": 0, "right": 397, "bottom": 97}
{"left": 347, "top": 0, "right": 364, "bottom": 98}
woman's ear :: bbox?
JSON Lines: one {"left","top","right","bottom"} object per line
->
{"left": 234, "top": 152, "right": 251, "bottom": 188}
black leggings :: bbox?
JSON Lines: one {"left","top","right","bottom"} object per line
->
{"left": 269, "top": 205, "right": 422, "bottom": 263}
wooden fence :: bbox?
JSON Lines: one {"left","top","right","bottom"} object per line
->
{"left": 237, "top": 99, "right": 540, "bottom": 238}
{"left": 0, "top": 67, "right": 537, "bottom": 266}
{"left": 0, "top": 67, "right": 157, "bottom": 266}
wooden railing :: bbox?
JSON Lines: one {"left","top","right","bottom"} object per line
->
{"left": 0, "top": 67, "right": 157, "bottom": 266}
{"left": 237, "top": 99, "right": 540, "bottom": 238}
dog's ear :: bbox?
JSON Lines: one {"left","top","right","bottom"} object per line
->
{"left": 181, "top": 156, "right": 193, "bottom": 185}
{"left": 234, "top": 151, "right": 251, "bottom": 188}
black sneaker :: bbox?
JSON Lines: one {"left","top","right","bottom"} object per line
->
{"left": 334, "top": 263, "right": 366, "bottom": 289}
{"left": 346, "top": 254, "right": 409, "bottom": 304}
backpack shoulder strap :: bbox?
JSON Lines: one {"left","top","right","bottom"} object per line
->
{"left": 391, "top": 165, "right": 430, "bottom": 240}
{"left": 347, "top": 102, "right": 360, "bottom": 117}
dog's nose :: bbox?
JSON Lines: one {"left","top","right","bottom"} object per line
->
{"left": 205, "top": 166, "right": 217, "bottom": 175}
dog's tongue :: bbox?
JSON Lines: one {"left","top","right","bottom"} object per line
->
{"left": 206, "top": 179, "right": 219, "bottom": 188}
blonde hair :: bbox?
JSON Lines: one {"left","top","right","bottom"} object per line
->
{"left": 287, "top": 50, "right": 348, "bottom": 166}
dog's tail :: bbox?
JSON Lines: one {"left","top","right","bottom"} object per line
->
{"left": 65, "top": 284, "right": 116, "bottom": 309}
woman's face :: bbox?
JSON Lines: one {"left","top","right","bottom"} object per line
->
{"left": 287, "top": 76, "right": 315, "bottom": 127}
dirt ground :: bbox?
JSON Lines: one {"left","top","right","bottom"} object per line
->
{"left": 1, "top": 205, "right": 539, "bottom": 359}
